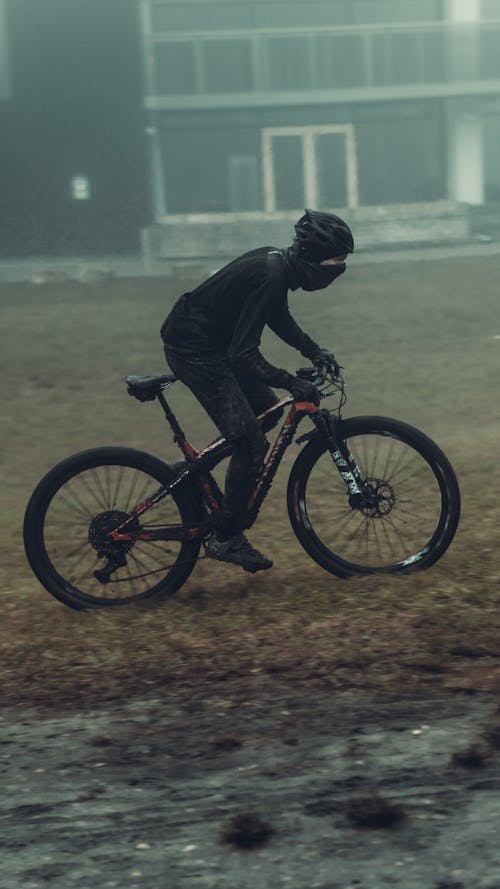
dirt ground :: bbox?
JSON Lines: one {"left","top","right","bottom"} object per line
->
{"left": 3, "top": 250, "right": 500, "bottom": 888}
{"left": 3, "top": 680, "right": 500, "bottom": 889}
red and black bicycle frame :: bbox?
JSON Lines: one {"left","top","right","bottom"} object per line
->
{"left": 109, "top": 391, "right": 366, "bottom": 545}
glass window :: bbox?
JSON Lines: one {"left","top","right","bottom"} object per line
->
{"left": 371, "top": 33, "right": 392, "bottom": 86}
{"left": 353, "top": 0, "right": 442, "bottom": 24}
{"left": 422, "top": 30, "right": 447, "bottom": 83}
{"left": 152, "top": 3, "right": 254, "bottom": 32}
{"left": 154, "top": 43, "right": 195, "bottom": 94}
{"left": 316, "top": 132, "right": 348, "bottom": 207}
{"left": 271, "top": 135, "right": 304, "bottom": 210}
{"left": 255, "top": 1, "right": 351, "bottom": 27}
{"left": 203, "top": 39, "right": 253, "bottom": 92}
{"left": 267, "top": 36, "right": 312, "bottom": 91}
{"left": 316, "top": 34, "right": 367, "bottom": 88}
{"left": 391, "top": 32, "right": 420, "bottom": 85}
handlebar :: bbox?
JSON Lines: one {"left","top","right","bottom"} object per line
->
{"left": 296, "top": 363, "right": 343, "bottom": 389}
{"left": 294, "top": 362, "right": 346, "bottom": 412}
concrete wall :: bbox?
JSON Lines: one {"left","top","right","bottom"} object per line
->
{"left": 144, "top": 201, "right": 470, "bottom": 267}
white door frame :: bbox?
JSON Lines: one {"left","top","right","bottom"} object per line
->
{"left": 262, "top": 124, "right": 359, "bottom": 212}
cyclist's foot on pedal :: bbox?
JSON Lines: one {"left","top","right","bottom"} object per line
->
{"left": 205, "top": 532, "right": 273, "bottom": 573}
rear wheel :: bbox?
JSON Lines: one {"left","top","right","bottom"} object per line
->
{"left": 287, "top": 416, "right": 461, "bottom": 576}
{"left": 24, "top": 447, "right": 203, "bottom": 608}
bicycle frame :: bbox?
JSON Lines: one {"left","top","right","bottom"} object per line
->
{"left": 109, "top": 384, "right": 367, "bottom": 546}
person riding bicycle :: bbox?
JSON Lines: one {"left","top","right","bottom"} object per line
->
{"left": 161, "top": 209, "right": 354, "bottom": 573}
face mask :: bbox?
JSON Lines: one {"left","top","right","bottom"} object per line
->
{"left": 282, "top": 246, "right": 346, "bottom": 291}
{"left": 294, "top": 257, "right": 346, "bottom": 291}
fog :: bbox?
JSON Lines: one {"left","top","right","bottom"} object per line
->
{"left": 3, "top": 7, "right": 500, "bottom": 886}
{"left": 0, "top": 0, "right": 499, "bottom": 264}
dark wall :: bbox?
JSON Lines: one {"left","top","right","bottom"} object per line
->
{"left": 160, "top": 100, "right": 446, "bottom": 214}
{"left": 0, "top": 0, "right": 150, "bottom": 256}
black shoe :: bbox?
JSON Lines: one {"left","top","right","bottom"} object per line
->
{"left": 205, "top": 532, "right": 273, "bottom": 573}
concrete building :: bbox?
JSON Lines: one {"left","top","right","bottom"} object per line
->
{"left": 141, "top": 0, "right": 500, "bottom": 263}
{"left": 1, "top": 0, "right": 499, "bottom": 261}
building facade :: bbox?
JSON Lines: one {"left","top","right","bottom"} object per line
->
{"left": 1, "top": 0, "right": 499, "bottom": 259}
{"left": 141, "top": 0, "right": 500, "bottom": 261}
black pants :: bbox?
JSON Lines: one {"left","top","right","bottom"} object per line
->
{"left": 164, "top": 348, "right": 283, "bottom": 538}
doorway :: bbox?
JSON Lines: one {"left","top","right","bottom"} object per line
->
{"left": 261, "top": 124, "right": 359, "bottom": 211}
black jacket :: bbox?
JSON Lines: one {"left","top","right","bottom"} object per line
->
{"left": 161, "top": 247, "right": 319, "bottom": 389}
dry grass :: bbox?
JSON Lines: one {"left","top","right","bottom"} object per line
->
{"left": 2, "top": 254, "right": 500, "bottom": 708}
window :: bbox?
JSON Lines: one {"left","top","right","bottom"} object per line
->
{"left": 262, "top": 125, "right": 359, "bottom": 211}
{"left": 267, "top": 36, "right": 312, "bottom": 91}
{"left": 154, "top": 42, "right": 195, "bottom": 94}
{"left": 152, "top": 2, "right": 254, "bottom": 31}
{"left": 203, "top": 39, "right": 253, "bottom": 92}
{"left": 316, "top": 34, "right": 367, "bottom": 88}
{"left": 353, "top": 0, "right": 442, "bottom": 24}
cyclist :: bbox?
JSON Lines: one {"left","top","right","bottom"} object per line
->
{"left": 161, "top": 209, "right": 354, "bottom": 573}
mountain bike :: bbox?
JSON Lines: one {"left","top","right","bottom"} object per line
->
{"left": 23, "top": 365, "right": 461, "bottom": 610}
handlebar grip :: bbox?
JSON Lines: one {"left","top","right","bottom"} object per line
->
{"left": 296, "top": 365, "right": 328, "bottom": 386}
{"left": 296, "top": 366, "right": 317, "bottom": 380}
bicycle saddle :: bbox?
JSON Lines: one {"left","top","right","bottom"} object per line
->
{"left": 126, "top": 374, "right": 176, "bottom": 400}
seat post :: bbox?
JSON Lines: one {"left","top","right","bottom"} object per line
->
{"left": 157, "top": 390, "right": 186, "bottom": 444}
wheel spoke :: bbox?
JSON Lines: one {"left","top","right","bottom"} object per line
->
{"left": 35, "top": 455, "right": 200, "bottom": 605}
{"left": 298, "top": 423, "right": 458, "bottom": 572}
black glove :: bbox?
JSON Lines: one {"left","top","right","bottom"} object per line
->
{"left": 289, "top": 376, "right": 321, "bottom": 406}
{"left": 309, "top": 347, "right": 340, "bottom": 377}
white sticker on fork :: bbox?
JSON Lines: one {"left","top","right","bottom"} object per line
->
{"left": 330, "top": 451, "right": 362, "bottom": 495}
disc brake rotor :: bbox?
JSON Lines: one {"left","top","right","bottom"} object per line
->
{"left": 358, "top": 478, "right": 396, "bottom": 519}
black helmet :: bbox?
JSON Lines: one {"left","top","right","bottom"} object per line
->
{"left": 293, "top": 209, "right": 354, "bottom": 261}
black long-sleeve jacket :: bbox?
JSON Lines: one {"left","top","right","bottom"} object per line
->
{"left": 161, "top": 247, "right": 319, "bottom": 389}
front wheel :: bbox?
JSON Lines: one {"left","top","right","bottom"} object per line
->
{"left": 24, "top": 447, "right": 203, "bottom": 609}
{"left": 287, "top": 416, "right": 461, "bottom": 577}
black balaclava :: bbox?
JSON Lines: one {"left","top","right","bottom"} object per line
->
{"left": 281, "top": 245, "right": 347, "bottom": 292}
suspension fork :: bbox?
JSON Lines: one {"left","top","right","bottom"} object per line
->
{"left": 313, "top": 411, "right": 366, "bottom": 507}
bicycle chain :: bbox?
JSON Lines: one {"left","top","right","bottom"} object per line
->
{"left": 106, "top": 552, "right": 210, "bottom": 583}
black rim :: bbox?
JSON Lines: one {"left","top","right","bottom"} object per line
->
{"left": 37, "top": 461, "right": 193, "bottom": 604}
{"left": 299, "top": 428, "right": 456, "bottom": 573}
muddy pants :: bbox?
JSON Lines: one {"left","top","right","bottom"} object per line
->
{"left": 164, "top": 348, "right": 283, "bottom": 538}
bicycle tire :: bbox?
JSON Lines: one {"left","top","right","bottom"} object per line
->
{"left": 287, "top": 416, "right": 461, "bottom": 576}
{"left": 23, "top": 447, "right": 204, "bottom": 609}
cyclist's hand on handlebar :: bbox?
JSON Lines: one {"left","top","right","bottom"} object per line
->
{"left": 310, "top": 347, "right": 340, "bottom": 378}
{"left": 288, "top": 376, "right": 322, "bottom": 406}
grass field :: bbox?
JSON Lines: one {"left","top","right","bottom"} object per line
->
{"left": 2, "top": 253, "right": 500, "bottom": 707}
